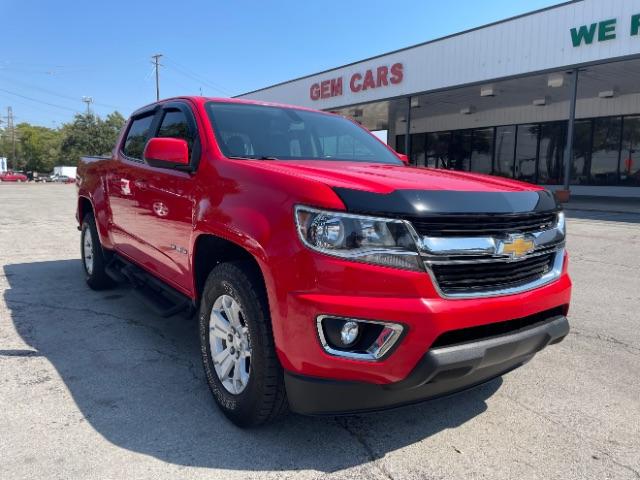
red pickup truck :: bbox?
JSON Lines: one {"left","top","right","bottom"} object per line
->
{"left": 77, "top": 97, "right": 571, "bottom": 427}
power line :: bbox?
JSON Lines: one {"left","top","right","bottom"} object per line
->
{"left": 163, "top": 56, "right": 232, "bottom": 96}
{"left": 0, "top": 88, "right": 80, "bottom": 112}
{"left": 0, "top": 73, "right": 121, "bottom": 110}
{"left": 0, "top": 93, "right": 78, "bottom": 121}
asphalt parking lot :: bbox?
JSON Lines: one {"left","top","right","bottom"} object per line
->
{"left": 1, "top": 183, "right": 639, "bottom": 480}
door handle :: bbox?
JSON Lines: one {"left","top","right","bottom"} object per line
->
{"left": 134, "top": 180, "right": 148, "bottom": 190}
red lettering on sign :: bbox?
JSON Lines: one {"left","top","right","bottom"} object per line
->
{"left": 376, "top": 66, "right": 389, "bottom": 87}
{"left": 331, "top": 77, "right": 343, "bottom": 97}
{"left": 320, "top": 80, "right": 331, "bottom": 99}
{"left": 312, "top": 63, "right": 403, "bottom": 99}
{"left": 390, "top": 63, "right": 403, "bottom": 84}
{"left": 350, "top": 73, "right": 362, "bottom": 92}
{"left": 310, "top": 83, "right": 320, "bottom": 101}
{"left": 362, "top": 70, "right": 376, "bottom": 90}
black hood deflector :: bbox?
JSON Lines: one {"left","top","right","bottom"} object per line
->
{"left": 333, "top": 188, "right": 558, "bottom": 216}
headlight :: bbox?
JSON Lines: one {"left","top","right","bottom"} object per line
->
{"left": 294, "top": 206, "right": 422, "bottom": 271}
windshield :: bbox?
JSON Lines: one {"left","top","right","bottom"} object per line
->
{"left": 205, "top": 102, "right": 401, "bottom": 165}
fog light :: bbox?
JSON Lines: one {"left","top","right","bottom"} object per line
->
{"left": 317, "top": 315, "right": 404, "bottom": 361}
{"left": 340, "top": 321, "right": 359, "bottom": 346}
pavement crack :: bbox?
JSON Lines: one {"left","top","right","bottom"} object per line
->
{"left": 601, "top": 452, "right": 640, "bottom": 479}
{"left": 335, "top": 417, "right": 394, "bottom": 480}
{"left": 569, "top": 329, "right": 640, "bottom": 354}
{"left": 504, "top": 394, "right": 640, "bottom": 478}
{"left": 5, "top": 298, "right": 171, "bottom": 341}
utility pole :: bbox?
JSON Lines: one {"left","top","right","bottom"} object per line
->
{"left": 7, "top": 107, "right": 16, "bottom": 171}
{"left": 151, "top": 54, "right": 163, "bottom": 101}
{"left": 82, "top": 96, "right": 94, "bottom": 116}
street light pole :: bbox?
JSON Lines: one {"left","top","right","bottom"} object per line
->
{"left": 7, "top": 106, "right": 16, "bottom": 171}
{"left": 82, "top": 96, "right": 93, "bottom": 116}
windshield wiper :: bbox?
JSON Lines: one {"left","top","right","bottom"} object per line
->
{"left": 226, "top": 155, "right": 279, "bottom": 161}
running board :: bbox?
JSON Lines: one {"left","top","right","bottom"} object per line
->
{"left": 106, "top": 255, "right": 193, "bottom": 318}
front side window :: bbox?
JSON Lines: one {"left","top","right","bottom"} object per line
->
{"left": 157, "top": 109, "right": 195, "bottom": 155}
{"left": 205, "top": 102, "right": 401, "bottom": 165}
{"left": 123, "top": 114, "right": 155, "bottom": 160}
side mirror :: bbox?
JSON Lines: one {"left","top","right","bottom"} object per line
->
{"left": 397, "top": 153, "right": 410, "bottom": 166}
{"left": 144, "top": 137, "right": 190, "bottom": 168}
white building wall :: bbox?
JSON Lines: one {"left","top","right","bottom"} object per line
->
{"left": 239, "top": 0, "right": 640, "bottom": 110}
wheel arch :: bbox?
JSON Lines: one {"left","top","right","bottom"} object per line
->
{"left": 192, "top": 233, "right": 269, "bottom": 304}
{"left": 78, "top": 195, "right": 94, "bottom": 223}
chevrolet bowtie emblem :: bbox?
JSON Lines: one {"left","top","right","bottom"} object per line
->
{"left": 500, "top": 235, "right": 535, "bottom": 259}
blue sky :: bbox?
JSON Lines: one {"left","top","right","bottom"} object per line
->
{"left": 1, "top": 0, "right": 561, "bottom": 127}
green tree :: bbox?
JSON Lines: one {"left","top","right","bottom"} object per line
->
{"left": 59, "top": 111, "right": 125, "bottom": 166}
{"left": 0, "top": 125, "right": 22, "bottom": 170}
{"left": 16, "top": 123, "right": 62, "bottom": 172}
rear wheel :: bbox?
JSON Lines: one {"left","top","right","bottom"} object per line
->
{"left": 81, "top": 213, "right": 114, "bottom": 290}
{"left": 199, "top": 262, "right": 288, "bottom": 427}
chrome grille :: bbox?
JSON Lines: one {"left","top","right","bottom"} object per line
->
{"left": 431, "top": 252, "right": 555, "bottom": 294}
{"left": 410, "top": 211, "right": 566, "bottom": 299}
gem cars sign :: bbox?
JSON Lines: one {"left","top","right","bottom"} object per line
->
{"left": 309, "top": 63, "right": 403, "bottom": 101}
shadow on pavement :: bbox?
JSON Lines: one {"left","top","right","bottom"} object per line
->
{"left": 3, "top": 259, "right": 501, "bottom": 473}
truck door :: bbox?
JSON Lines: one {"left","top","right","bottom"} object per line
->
{"left": 108, "top": 109, "right": 159, "bottom": 262}
{"left": 124, "top": 102, "right": 199, "bottom": 294}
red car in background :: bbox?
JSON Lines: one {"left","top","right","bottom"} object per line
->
{"left": 0, "top": 171, "right": 28, "bottom": 182}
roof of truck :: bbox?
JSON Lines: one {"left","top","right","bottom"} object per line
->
{"left": 131, "top": 96, "right": 331, "bottom": 118}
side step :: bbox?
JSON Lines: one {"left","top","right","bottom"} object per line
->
{"left": 106, "top": 255, "right": 193, "bottom": 318}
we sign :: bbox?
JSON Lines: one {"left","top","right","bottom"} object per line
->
{"left": 571, "top": 14, "right": 640, "bottom": 47}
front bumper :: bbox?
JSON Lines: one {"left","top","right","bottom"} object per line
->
{"left": 285, "top": 314, "right": 569, "bottom": 415}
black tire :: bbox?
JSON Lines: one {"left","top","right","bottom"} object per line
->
{"left": 81, "top": 213, "right": 114, "bottom": 290}
{"left": 199, "top": 261, "right": 288, "bottom": 427}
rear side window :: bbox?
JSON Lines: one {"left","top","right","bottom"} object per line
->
{"left": 123, "top": 115, "right": 155, "bottom": 160}
{"left": 157, "top": 110, "right": 194, "bottom": 155}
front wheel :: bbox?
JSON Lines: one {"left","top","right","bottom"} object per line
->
{"left": 199, "top": 262, "right": 288, "bottom": 427}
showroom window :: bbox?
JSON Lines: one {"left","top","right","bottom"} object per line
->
{"left": 570, "top": 120, "right": 593, "bottom": 185}
{"left": 536, "top": 122, "right": 565, "bottom": 185}
{"left": 448, "top": 130, "right": 472, "bottom": 171}
{"left": 392, "top": 114, "right": 639, "bottom": 186}
{"left": 590, "top": 117, "right": 622, "bottom": 185}
{"left": 425, "top": 132, "right": 451, "bottom": 169}
{"left": 494, "top": 126, "right": 516, "bottom": 177}
{"left": 515, "top": 124, "right": 539, "bottom": 183}
{"left": 470, "top": 128, "right": 494, "bottom": 174}
{"left": 621, "top": 116, "right": 640, "bottom": 186}
{"left": 410, "top": 133, "right": 427, "bottom": 166}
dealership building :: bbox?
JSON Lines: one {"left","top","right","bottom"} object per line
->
{"left": 239, "top": 0, "right": 640, "bottom": 197}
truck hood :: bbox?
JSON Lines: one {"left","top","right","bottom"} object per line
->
{"left": 250, "top": 160, "right": 539, "bottom": 194}
{"left": 246, "top": 160, "right": 556, "bottom": 215}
